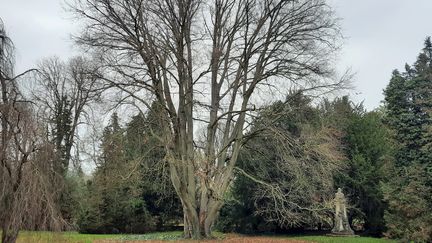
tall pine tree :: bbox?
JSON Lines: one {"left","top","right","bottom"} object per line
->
{"left": 382, "top": 37, "right": 432, "bottom": 241}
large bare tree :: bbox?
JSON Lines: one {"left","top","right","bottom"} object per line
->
{"left": 71, "top": 0, "right": 344, "bottom": 238}
{"left": 34, "top": 56, "right": 101, "bottom": 175}
{"left": 32, "top": 56, "right": 102, "bottom": 224}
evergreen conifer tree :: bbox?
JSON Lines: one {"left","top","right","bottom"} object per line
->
{"left": 382, "top": 37, "right": 432, "bottom": 241}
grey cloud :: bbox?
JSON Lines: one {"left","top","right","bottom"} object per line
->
{"left": 2, "top": 0, "right": 432, "bottom": 110}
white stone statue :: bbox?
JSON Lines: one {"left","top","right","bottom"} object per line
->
{"left": 331, "top": 188, "right": 354, "bottom": 235}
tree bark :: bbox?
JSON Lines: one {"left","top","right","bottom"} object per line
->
{"left": 1, "top": 228, "right": 18, "bottom": 243}
{"left": 2, "top": 211, "right": 19, "bottom": 243}
{"left": 1, "top": 231, "right": 18, "bottom": 243}
{"left": 181, "top": 198, "right": 216, "bottom": 238}
{"left": 183, "top": 208, "right": 191, "bottom": 238}
{"left": 173, "top": 173, "right": 225, "bottom": 239}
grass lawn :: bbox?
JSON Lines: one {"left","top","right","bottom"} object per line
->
{"left": 15, "top": 231, "right": 395, "bottom": 243}
{"left": 16, "top": 231, "right": 122, "bottom": 243}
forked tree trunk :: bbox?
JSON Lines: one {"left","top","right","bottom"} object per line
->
{"left": 166, "top": 125, "right": 242, "bottom": 239}
{"left": 181, "top": 193, "right": 223, "bottom": 239}
{"left": 169, "top": 156, "right": 234, "bottom": 239}
{"left": 168, "top": 161, "right": 218, "bottom": 239}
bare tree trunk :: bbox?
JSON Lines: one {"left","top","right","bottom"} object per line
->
{"left": 183, "top": 207, "right": 191, "bottom": 238}
{"left": 2, "top": 210, "right": 19, "bottom": 243}
{"left": 185, "top": 192, "right": 223, "bottom": 238}
{"left": 180, "top": 196, "right": 212, "bottom": 239}
{"left": 171, "top": 166, "right": 226, "bottom": 239}
{"left": 1, "top": 229, "right": 18, "bottom": 243}
{"left": 182, "top": 197, "right": 201, "bottom": 239}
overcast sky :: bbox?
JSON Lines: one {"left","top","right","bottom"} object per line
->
{"left": 1, "top": 0, "right": 431, "bottom": 110}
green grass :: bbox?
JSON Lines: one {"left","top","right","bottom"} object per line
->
{"left": 14, "top": 230, "right": 395, "bottom": 243}
{"left": 119, "top": 231, "right": 226, "bottom": 241}
{"left": 17, "top": 231, "right": 122, "bottom": 243}
{"left": 119, "top": 231, "right": 184, "bottom": 241}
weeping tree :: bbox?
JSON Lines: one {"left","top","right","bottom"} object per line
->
{"left": 71, "top": 0, "right": 345, "bottom": 238}
{"left": 0, "top": 19, "right": 64, "bottom": 243}
{"left": 32, "top": 56, "right": 103, "bottom": 224}
{"left": 233, "top": 94, "right": 344, "bottom": 229}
